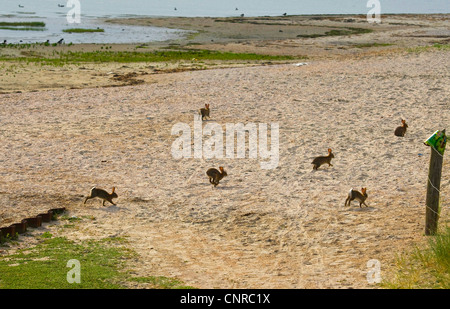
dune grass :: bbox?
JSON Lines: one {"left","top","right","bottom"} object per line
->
{"left": 382, "top": 225, "right": 450, "bottom": 289}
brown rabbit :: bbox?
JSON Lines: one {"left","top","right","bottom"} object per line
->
{"left": 206, "top": 166, "right": 227, "bottom": 187}
{"left": 312, "top": 148, "right": 335, "bottom": 170}
{"left": 394, "top": 119, "right": 408, "bottom": 137}
{"left": 199, "top": 104, "right": 210, "bottom": 120}
{"left": 84, "top": 187, "right": 118, "bottom": 206}
{"left": 345, "top": 187, "right": 368, "bottom": 208}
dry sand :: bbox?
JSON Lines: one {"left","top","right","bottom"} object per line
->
{"left": 0, "top": 14, "right": 449, "bottom": 289}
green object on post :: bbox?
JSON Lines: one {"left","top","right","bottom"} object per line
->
{"left": 424, "top": 129, "right": 447, "bottom": 155}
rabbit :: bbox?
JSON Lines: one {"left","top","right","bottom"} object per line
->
{"left": 312, "top": 148, "right": 334, "bottom": 170}
{"left": 345, "top": 187, "right": 368, "bottom": 208}
{"left": 206, "top": 166, "right": 227, "bottom": 187}
{"left": 199, "top": 104, "right": 210, "bottom": 121}
{"left": 84, "top": 186, "right": 118, "bottom": 206}
{"left": 394, "top": 119, "right": 408, "bottom": 137}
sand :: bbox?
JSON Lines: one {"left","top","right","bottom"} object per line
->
{"left": 0, "top": 14, "right": 449, "bottom": 289}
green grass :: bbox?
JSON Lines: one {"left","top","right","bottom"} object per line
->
{"left": 63, "top": 28, "right": 105, "bottom": 33}
{"left": 0, "top": 236, "right": 131, "bottom": 288}
{"left": 0, "top": 233, "right": 194, "bottom": 289}
{"left": 0, "top": 21, "right": 46, "bottom": 32}
{"left": 0, "top": 49, "right": 299, "bottom": 66}
{"left": 0, "top": 215, "right": 195, "bottom": 289}
{"left": 353, "top": 42, "right": 394, "bottom": 48}
{"left": 297, "top": 27, "right": 372, "bottom": 38}
{"left": 0, "top": 22, "right": 45, "bottom": 27}
{"left": 130, "top": 276, "right": 195, "bottom": 289}
{"left": 382, "top": 226, "right": 450, "bottom": 289}
{"left": 0, "top": 26, "right": 46, "bottom": 31}
{"left": 407, "top": 43, "right": 450, "bottom": 53}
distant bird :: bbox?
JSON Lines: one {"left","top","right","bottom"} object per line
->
{"left": 174, "top": 7, "right": 177, "bottom": 11}
{"left": 235, "top": 7, "right": 239, "bottom": 10}
{"left": 2, "top": 40, "right": 6, "bottom": 45}
{"left": 283, "top": 13, "right": 287, "bottom": 16}
{"left": 18, "top": 4, "right": 24, "bottom": 8}
{"left": 57, "top": 38, "right": 64, "bottom": 44}
{"left": 58, "top": 4, "right": 65, "bottom": 7}
{"left": 240, "top": 13, "right": 244, "bottom": 17}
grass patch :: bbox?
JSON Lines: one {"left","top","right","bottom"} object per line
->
{"left": 0, "top": 234, "right": 194, "bottom": 289}
{"left": 0, "top": 22, "right": 45, "bottom": 27}
{"left": 408, "top": 43, "right": 450, "bottom": 53}
{"left": 297, "top": 27, "right": 372, "bottom": 38}
{"left": 382, "top": 226, "right": 450, "bottom": 289}
{"left": 0, "top": 215, "right": 194, "bottom": 289}
{"left": 0, "top": 26, "right": 45, "bottom": 31}
{"left": 0, "top": 236, "right": 132, "bottom": 288}
{"left": 214, "top": 18, "right": 287, "bottom": 26}
{"left": 130, "top": 276, "right": 196, "bottom": 289}
{"left": 63, "top": 28, "right": 105, "bottom": 33}
{"left": 353, "top": 42, "right": 394, "bottom": 48}
{"left": 0, "top": 21, "right": 46, "bottom": 32}
{"left": 0, "top": 49, "right": 299, "bottom": 66}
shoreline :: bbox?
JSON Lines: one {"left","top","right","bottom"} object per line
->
{"left": 0, "top": 13, "right": 449, "bottom": 94}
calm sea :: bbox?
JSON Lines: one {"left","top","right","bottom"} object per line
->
{"left": 1, "top": 0, "right": 449, "bottom": 44}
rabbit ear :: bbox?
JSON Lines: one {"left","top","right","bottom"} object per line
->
{"left": 219, "top": 166, "right": 224, "bottom": 172}
{"left": 112, "top": 187, "right": 115, "bottom": 193}
{"left": 328, "top": 148, "right": 332, "bottom": 153}
{"left": 361, "top": 187, "right": 366, "bottom": 194}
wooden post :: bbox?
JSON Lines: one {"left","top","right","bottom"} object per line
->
{"left": 424, "top": 129, "right": 446, "bottom": 236}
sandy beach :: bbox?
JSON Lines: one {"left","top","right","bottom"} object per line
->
{"left": 0, "top": 14, "right": 449, "bottom": 289}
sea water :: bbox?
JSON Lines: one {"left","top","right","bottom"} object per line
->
{"left": 0, "top": 0, "right": 448, "bottom": 44}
